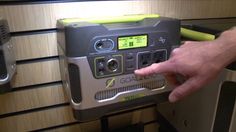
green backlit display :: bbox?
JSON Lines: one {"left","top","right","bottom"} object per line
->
{"left": 118, "top": 35, "right": 147, "bottom": 50}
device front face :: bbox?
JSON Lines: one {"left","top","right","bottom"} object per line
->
{"left": 0, "top": 19, "right": 16, "bottom": 93}
{"left": 57, "top": 17, "right": 180, "bottom": 121}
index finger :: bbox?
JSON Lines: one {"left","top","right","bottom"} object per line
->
{"left": 134, "top": 61, "right": 175, "bottom": 76}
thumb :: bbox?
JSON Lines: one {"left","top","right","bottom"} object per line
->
{"left": 169, "top": 77, "right": 202, "bottom": 103}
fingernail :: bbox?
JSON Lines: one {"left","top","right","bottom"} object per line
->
{"left": 169, "top": 95, "right": 178, "bottom": 103}
{"left": 134, "top": 70, "right": 140, "bottom": 74}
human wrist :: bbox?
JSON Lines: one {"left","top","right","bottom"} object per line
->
{"left": 214, "top": 29, "right": 236, "bottom": 68}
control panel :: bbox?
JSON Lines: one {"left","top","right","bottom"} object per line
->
{"left": 88, "top": 32, "right": 169, "bottom": 79}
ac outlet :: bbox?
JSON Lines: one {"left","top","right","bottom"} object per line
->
{"left": 152, "top": 50, "right": 167, "bottom": 63}
{"left": 138, "top": 52, "right": 152, "bottom": 68}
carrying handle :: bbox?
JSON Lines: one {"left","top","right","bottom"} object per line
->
{"left": 180, "top": 27, "right": 216, "bottom": 41}
{"left": 61, "top": 14, "right": 160, "bottom": 24}
{"left": 61, "top": 14, "right": 218, "bottom": 41}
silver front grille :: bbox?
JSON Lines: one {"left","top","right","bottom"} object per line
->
{"left": 95, "top": 79, "right": 166, "bottom": 101}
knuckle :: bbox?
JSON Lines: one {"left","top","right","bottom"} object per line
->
{"left": 171, "top": 48, "right": 180, "bottom": 56}
{"left": 173, "top": 89, "right": 184, "bottom": 99}
{"left": 168, "top": 57, "right": 177, "bottom": 65}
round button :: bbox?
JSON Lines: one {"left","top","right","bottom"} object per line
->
{"left": 96, "top": 42, "right": 103, "bottom": 50}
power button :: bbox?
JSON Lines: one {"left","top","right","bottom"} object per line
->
{"left": 94, "top": 39, "right": 114, "bottom": 52}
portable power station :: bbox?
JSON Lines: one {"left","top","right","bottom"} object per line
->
{"left": 0, "top": 19, "right": 16, "bottom": 93}
{"left": 57, "top": 14, "right": 180, "bottom": 121}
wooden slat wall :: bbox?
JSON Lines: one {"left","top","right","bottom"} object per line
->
{"left": 0, "top": 84, "right": 67, "bottom": 115}
{"left": 11, "top": 59, "right": 61, "bottom": 88}
{"left": 46, "top": 121, "right": 101, "bottom": 132}
{"left": 12, "top": 33, "right": 57, "bottom": 61}
{"left": 2, "top": 0, "right": 236, "bottom": 32}
{"left": 0, "top": 106, "right": 76, "bottom": 132}
{"left": 0, "top": 0, "right": 236, "bottom": 131}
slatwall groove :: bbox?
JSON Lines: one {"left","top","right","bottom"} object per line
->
{"left": 31, "top": 121, "right": 80, "bottom": 132}
{"left": 0, "top": 106, "right": 76, "bottom": 132}
{"left": 11, "top": 28, "right": 56, "bottom": 36}
{"left": 11, "top": 32, "right": 58, "bottom": 61}
{"left": 0, "top": 103, "right": 69, "bottom": 119}
{"left": 11, "top": 59, "right": 61, "bottom": 88}
{"left": 36, "top": 106, "right": 158, "bottom": 132}
{"left": 12, "top": 81, "right": 62, "bottom": 92}
{"left": 16, "top": 56, "right": 59, "bottom": 65}
{"left": 0, "top": 84, "right": 68, "bottom": 116}
{"left": 0, "top": 105, "right": 157, "bottom": 132}
{"left": 43, "top": 120, "right": 160, "bottom": 132}
{"left": 39, "top": 105, "right": 157, "bottom": 131}
{"left": 43, "top": 120, "right": 101, "bottom": 132}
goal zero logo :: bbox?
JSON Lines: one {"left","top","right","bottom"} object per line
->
{"left": 106, "top": 78, "right": 115, "bottom": 88}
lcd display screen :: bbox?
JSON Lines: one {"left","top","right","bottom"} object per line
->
{"left": 118, "top": 35, "right": 147, "bottom": 50}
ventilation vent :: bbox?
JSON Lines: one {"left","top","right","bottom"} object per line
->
{"left": 0, "top": 22, "right": 10, "bottom": 44}
{"left": 95, "top": 79, "right": 166, "bottom": 101}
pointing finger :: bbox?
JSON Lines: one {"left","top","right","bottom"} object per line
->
{"left": 134, "top": 61, "right": 175, "bottom": 76}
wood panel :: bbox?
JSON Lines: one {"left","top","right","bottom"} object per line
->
{"left": 12, "top": 32, "right": 57, "bottom": 61}
{"left": 140, "top": 107, "right": 157, "bottom": 123}
{"left": 11, "top": 59, "right": 61, "bottom": 88}
{"left": 45, "top": 107, "right": 158, "bottom": 132}
{"left": 46, "top": 124, "right": 82, "bottom": 132}
{"left": 2, "top": 1, "right": 150, "bottom": 32}
{"left": 46, "top": 121, "right": 101, "bottom": 132}
{"left": 0, "top": 84, "right": 68, "bottom": 115}
{"left": 144, "top": 123, "right": 159, "bottom": 132}
{"left": 130, "top": 106, "right": 157, "bottom": 125}
{"left": 0, "top": 106, "right": 76, "bottom": 132}
{"left": 109, "top": 112, "right": 133, "bottom": 130}
{"left": 1, "top": 0, "right": 236, "bottom": 32}
{"left": 47, "top": 119, "right": 160, "bottom": 132}
{"left": 47, "top": 118, "right": 160, "bottom": 132}
{"left": 151, "top": 0, "right": 236, "bottom": 19}
{"left": 0, "top": 105, "right": 158, "bottom": 132}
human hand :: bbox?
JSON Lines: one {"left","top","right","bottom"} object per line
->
{"left": 135, "top": 40, "right": 230, "bottom": 103}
